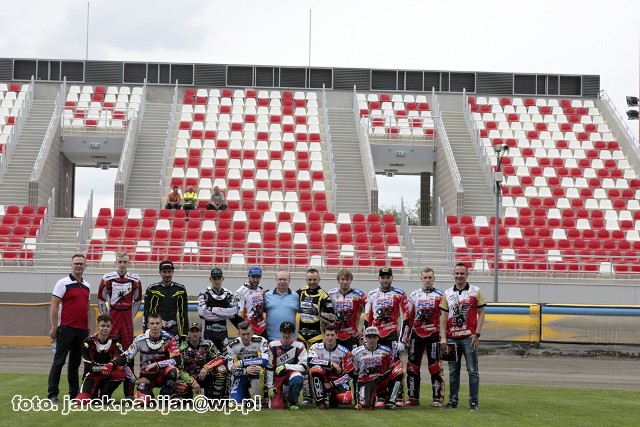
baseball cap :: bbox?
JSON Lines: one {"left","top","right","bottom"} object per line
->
{"left": 189, "top": 322, "right": 202, "bottom": 331}
{"left": 364, "top": 326, "right": 380, "bottom": 336}
{"left": 210, "top": 267, "right": 224, "bottom": 278}
{"left": 378, "top": 267, "right": 393, "bottom": 276}
{"left": 248, "top": 266, "right": 263, "bottom": 276}
{"left": 279, "top": 321, "right": 295, "bottom": 332}
{"left": 159, "top": 260, "right": 175, "bottom": 270}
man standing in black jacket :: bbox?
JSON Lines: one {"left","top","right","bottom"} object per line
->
{"left": 143, "top": 260, "right": 189, "bottom": 341}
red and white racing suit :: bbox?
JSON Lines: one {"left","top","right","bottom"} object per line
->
{"left": 351, "top": 343, "right": 404, "bottom": 410}
{"left": 364, "top": 287, "right": 408, "bottom": 347}
{"left": 328, "top": 287, "right": 366, "bottom": 349}
{"left": 402, "top": 287, "right": 445, "bottom": 404}
{"left": 98, "top": 271, "right": 142, "bottom": 397}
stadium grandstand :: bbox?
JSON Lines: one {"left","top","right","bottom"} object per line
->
{"left": 0, "top": 57, "right": 639, "bottom": 308}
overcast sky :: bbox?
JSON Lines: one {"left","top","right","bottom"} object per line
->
{"left": 1, "top": 0, "right": 638, "bottom": 214}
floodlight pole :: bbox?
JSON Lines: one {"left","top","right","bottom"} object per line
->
{"left": 493, "top": 144, "right": 508, "bottom": 303}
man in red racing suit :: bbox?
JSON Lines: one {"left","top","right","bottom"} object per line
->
{"left": 74, "top": 314, "right": 130, "bottom": 403}
{"left": 351, "top": 326, "right": 404, "bottom": 410}
{"left": 97, "top": 252, "right": 142, "bottom": 398}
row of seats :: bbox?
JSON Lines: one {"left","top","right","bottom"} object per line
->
{"left": 169, "top": 169, "right": 326, "bottom": 189}
{"left": 483, "top": 131, "right": 613, "bottom": 145}
{"left": 472, "top": 104, "right": 601, "bottom": 117}
{"left": 472, "top": 96, "right": 595, "bottom": 108}
{"left": 181, "top": 104, "right": 320, "bottom": 117}
{"left": 180, "top": 111, "right": 321, "bottom": 125}
{"left": 453, "top": 236, "right": 640, "bottom": 253}
{"left": 476, "top": 113, "right": 607, "bottom": 129}
{"left": 457, "top": 257, "right": 640, "bottom": 275}
{"left": 176, "top": 128, "right": 320, "bottom": 143}
{"left": 183, "top": 89, "right": 317, "bottom": 107}
{"left": 503, "top": 197, "right": 640, "bottom": 214}
{"left": 89, "top": 244, "right": 404, "bottom": 269}
{"left": 175, "top": 139, "right": 322, "bottom": 153}
{"left": 97, "top": 207, "right": 394, "bottom": 224}
{"left": 450, "top": 223, "right": 640, "bottom": 240}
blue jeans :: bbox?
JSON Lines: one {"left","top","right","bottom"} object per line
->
{"left": 447, "top": 336, "right": 479, "bottom": 406}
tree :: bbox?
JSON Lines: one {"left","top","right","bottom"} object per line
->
{"left": 379, "top": 199, "right": 420, "bottom": 226}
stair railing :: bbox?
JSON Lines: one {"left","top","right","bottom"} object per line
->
{"left": 352, "top": 86, "right": 378, "bottom": 213}
{"left": 321, "top": 84, "right": 338, "bottom": 210}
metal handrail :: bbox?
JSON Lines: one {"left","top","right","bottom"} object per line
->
{"left": 115, "top": 81, "right": 147, "bottom": 207}
{"left": 0, "top": 76, "right": 35, "bottom": 183}
{"left": 159, "top": 81, "right": 179, "bottom": 203}
{"left": 321, "top": 85, "right": 338, "bottom": 211}
{"left": 599, "top": 90, "right": 639, "bottom": 147}
{"left": 31, "top": 79, "right": 66, "bottom": 181}
{"left": 352, "top": 86, "right": 378, "bottom": 210}
{"left": 400, "top": 197, "right": 415, "bottom": 272}
{"left": 598, "top": 90, "right": 640, "bottom": 163}
{"left": 462, "top": 89, "right": 497, "bottom": 206}
{"left": 436, "top": 196, "right": 454, "bottom": 263}
{"left": 432, "top": 89, "right": 462, "bottom": 190}
{"left": 76, "top": 189, "right": 93, "bottom": 250}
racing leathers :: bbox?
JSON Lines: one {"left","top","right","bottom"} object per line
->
{"left": 175, "top": 339, "right": 227, "bottom": 398}
{"left": 232, "top": 282, "right": 267, "bottom": 337}
{"left": 114, "top": 330, "right": 182, "bottom": 400}
{"left": 266, "top": 339, "right": 308, "bottom": 409}
{"left": 143, "top": 282, "right": 189, "bottom": 340}
{"left": 227, "top": 334, "right": 270, "bottom": 403}
{"left": 75, "top": 334, "right": 128, "bottom": 402}
{"left": 402, "top": 286, "right": 445, "bottom": 405}
{"left": 351, "top": 343, "right": 404, "bottom": 410}
{"left": 197, "top": 286, "right": 237, "bottom": 354}
{"left": 328, "top": 287, "right": 366, "bottom": 349}
{"left": 365, "top": 286, "right": 408, "bottom": 349}
{"left": 297, "top": 286, "right": 335, "bottom": 346}
{"left": 97, "top": 271, "right": 142, "bottom": 397}
{"left": 307, "top": 342, "right": 354, "bottom": 408}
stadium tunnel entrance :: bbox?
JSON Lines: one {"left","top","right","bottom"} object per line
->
{"left": 60, "top": 136, "right": 123, "bottom": 217}
{"left": 372, "top": 144, "right": 434, "bottom": 225}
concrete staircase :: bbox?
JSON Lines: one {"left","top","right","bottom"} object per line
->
{"left": 408, "top": 225, "right": 452, "bottom": 280}
{"left": 0, "top": 100, "right": 55, "bottom": 206}
{"left": 38, "top": 217, "right": 83, "bottom": 267}
{"left": 441, "top": 111, "right": 494, "bottom": 217}
{"left": 325, "top": 107, "right": 370, "bottom": 214}
{"left": 124, "top": 103, "right": 172, "bottom": 209}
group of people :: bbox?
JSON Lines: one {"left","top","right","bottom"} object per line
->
{"left": 47, "top": 252, "right": 485, "bottom": 412}
{"left": 165, "top": 185, "right": 227, "bottom": 211}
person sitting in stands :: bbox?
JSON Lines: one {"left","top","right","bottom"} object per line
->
{"left": 183, "top": 186, "right": 198, "bottom": 211}
{"left": 206, "top": 186, "right": 227, "bottom": 211}
{"left": 165, "top": 186, "right": 182, "bottom": 210}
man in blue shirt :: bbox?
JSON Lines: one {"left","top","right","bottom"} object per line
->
{"left": 264, "top": 271, "right": 300, "bottom": 341}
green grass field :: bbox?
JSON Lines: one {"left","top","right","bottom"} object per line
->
{"left": 2, "top": 373, "right": 638, "bottom": 427}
